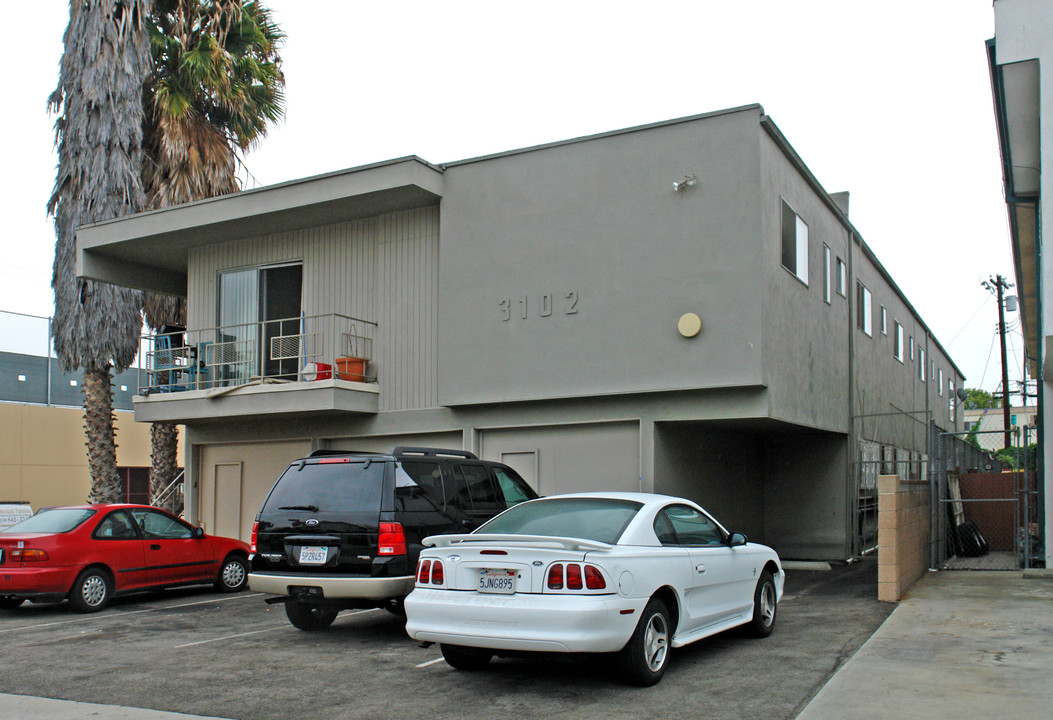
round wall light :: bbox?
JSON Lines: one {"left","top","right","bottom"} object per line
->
{"left": 678, "top": 312, "right": 702, "bottom": 338}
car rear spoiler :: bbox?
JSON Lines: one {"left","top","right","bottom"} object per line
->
{"left": 423, "top": 534, "right": 613, "bottom": 552}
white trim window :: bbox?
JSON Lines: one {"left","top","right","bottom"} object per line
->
{"left": 781, "top": 199, "right": 809, "bottom": 285}
{"left": 823, "top": 244, "right": 832, "bottom": 303}
{"left": 880, "top": 305, "right": 887, "bottom": 335}
{"left": 938, "top": 368, "right": 944, "bottom": 395}
{"left": 836, "top": 257, "right": 847, "bottom": 297}
{"left": 856, "top": 281, "right": 872, "bottom": 336}
{"left": 918, "top": 348, "right": 926, "bottom": 381}
{"left": 894, "top": 322, "right": 904, "bottom": 362}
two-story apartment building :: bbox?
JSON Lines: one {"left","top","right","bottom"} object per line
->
{"left": 75, "top": 105, "right": 964, "bottom": 560}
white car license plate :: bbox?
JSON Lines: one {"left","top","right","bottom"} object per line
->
{"left": 298, "top": 546, "right": 328, "bottom": 564}
{"left": 479, "top": 569, "right": 516, "bottom": 594}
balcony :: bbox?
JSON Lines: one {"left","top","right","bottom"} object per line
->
{"left": 133, "top": 313, "right": 379, "bottom": 424}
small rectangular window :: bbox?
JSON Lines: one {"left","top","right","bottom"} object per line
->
{"left": 938, "top": 368, "right": 944, "bottom": 395}
{"left": 948, "top": 382, "right": 955, "bottom": 422}
{"left": 880, "top": 306, "right": 887, "bottom": 335}
{"left": 836, "top": 258, "right": 846, "bottom": 296}
{"left": 919, "top": 348, "right": 926, "bottom": 381}
{"left": 823, "top": 244, "right": 832, "bottom": 303}
{"left": 909, "top": 336, "right": 915, "bottom": 360}
{"left": 856, "top": 281, "right": 872, "bottom": 336}
{"left": 894, "top": 322, "right": 904, "bottom": 362}
{"left": 781, "top": 200, "right": 809, "bottom": 285}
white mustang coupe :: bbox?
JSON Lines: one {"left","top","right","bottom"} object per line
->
{"left": 404, "top": 492, "right": 783, "bottom": 685}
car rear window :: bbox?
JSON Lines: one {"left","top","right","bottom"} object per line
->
{"left": 2, "top": 508, "right": 95, "bottom": 534}
{"left": 263, "top": 460, "right": 385, "bottom": 512}
{"left": 477, "top": 497, "right": 642, "bottom": 545}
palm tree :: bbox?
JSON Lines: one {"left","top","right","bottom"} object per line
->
{"left": 142, "top": 0, "right": 285, "bottom": 511}
{"left": 49, "top": 0, "right": 151, "bottom": 504}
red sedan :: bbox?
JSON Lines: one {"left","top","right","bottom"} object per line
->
{"left": 0, "top": 504, "right": 249, "bottom": 613}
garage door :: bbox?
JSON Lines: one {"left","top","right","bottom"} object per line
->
{"left": 326, "top": 431, "right": 464, "bottom": 454}
{"left": 479, "top": 422, "right": 639, "bottom": 495}
{"left": 198, "top": 439, "right": 311, "bottom": 542}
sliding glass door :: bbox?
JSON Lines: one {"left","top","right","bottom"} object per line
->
{"left": 217, "top": 263, "right": 302, "bottom": 384}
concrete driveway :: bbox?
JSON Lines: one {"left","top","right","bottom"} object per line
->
{"left": 0, "top": 559, "right": 891, "bottom": 720}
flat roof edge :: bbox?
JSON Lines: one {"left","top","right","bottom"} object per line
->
{"left": 78, "top": 155, "right": 443, "bottom": 233}
{"left": 443, "top": 104, "right": 766, "bottom": 168}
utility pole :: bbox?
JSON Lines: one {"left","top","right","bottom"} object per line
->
{"left": 983, "top": 275, "right": 1013, "bottom": 449}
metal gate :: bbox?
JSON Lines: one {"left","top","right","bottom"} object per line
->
{"left": 931, "top": 427, "right": 1038, "bottom": 570}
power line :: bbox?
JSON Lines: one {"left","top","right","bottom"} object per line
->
{"left": 946, "top": 294, "right": 992, "bottom": 346}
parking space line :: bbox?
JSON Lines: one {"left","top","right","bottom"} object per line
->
{"left": 0, "top": 593, "right": 265, "bottom": 634}
{"left": 175, "top": 626, "right": 286, "bottom": 648}
{"left": 416, "top": 657, "right": 446, "bottom": 668}
{"left": 173, "top": 607, "right": 383, "bottom": 648}
{"left": 0, "top": 607, "right": 156, "bottom": 634}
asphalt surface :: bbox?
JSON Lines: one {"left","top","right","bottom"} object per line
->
{"left": 0, "top": 560, "right": 891, "bottom": 720}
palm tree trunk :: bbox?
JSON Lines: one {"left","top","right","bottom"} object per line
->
{"left": 83, "top": 364, "right": 123, "bottom": 504}
{"left": 150, "top": 422, "right": 181, "bottom": 512}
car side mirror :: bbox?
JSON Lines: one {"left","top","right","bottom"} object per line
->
{"left": 728, "top": 532, "right": 748, "bottom": 547}
{"left": 194, "top": 527, "right": 205, "bottom": 539}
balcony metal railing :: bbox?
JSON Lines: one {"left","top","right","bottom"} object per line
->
{"left": 138, "top": 313, "right": 377, "bottom": 394}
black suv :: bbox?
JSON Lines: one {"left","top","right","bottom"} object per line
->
{"left": 248, "top": 447, "right": 538, "bottom": 630}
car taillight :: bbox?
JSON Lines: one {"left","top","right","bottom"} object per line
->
{"left": 418, "top": 559, "right": 431, "bottom": 584}
{"left": 250, "top": 522, "right": 258, "bottom": 554}
{"left": 378, "top": 522, "right": 407, "bottom": 556}
{"left": 584, "top": 564, "right": 606, "bottom": 589}
{"left": 547, "top": 563, "right": 606, "bottom": 591}
{"left": 547, "top": 563, "right": 564, "bottom": 589}
{"left": 566, "top": 563, "right": 583, "bottom": 589}
{"left": 11, "top": 548, "right": 49, "bottom": 562}
{"left": 430, "top": 560, "right": 443, "bottom": 584}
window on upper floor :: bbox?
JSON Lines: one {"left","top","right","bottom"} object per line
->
{"left": 880, "top": 306, "right": 887, "bottom": 335}
{"left": 823, "top": 244, "right": 832, "bottom": 303}
{"left": 836, "top": 257, "right": 846, "bottom": 297}
{"left": 918, "top": 348, "right": 926, "bottom": 381}
{"left": 938, "top": 368, "right": 944, "bottom": 395}
{"left": 856, "top": 281, "right": 872, "bottom": 336}
{"left": 948, "top": 381, "right": 956, "bottom": 422}
{"left": 894, "top": 322, "right": 904, "bottom": 362}
{"left": 781, "top": 199, "right": 809, "bottom": 285}
{"left": 909, "top": 336, "right": 914, "bottom": 361}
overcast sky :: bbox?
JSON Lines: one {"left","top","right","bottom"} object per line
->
{"left": 0, "top": 0, "right": 1026, "bottom": 397}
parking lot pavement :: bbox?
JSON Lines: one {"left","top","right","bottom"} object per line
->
{"left": 0, "top": 560, "right": 892, "bottom": 720}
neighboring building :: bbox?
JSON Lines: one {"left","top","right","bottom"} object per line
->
{"left": 963, "top": 405, "right": 1039, "bottom": 451}
{"left": 74, "top": 105, "right": 964, "bottom": 559}
{"left": 0, "top": 310, "right": 181, "bottom": 510}
{"left": 989, "top": 0, "right": 1050, "bottom": 566}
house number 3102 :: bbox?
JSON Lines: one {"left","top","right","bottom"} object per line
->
{"left": 499, "top": 292, "right": 579, "bottom": 321}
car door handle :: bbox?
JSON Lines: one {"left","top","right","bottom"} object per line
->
{"left": 150, "top": 544, "right": 161, "bottom": 550}
{"left": 695, "top": 564, "right": 707, "bottom": 573}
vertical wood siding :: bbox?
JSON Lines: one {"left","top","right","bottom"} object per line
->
{"left": 187, "top": 206, "right": 439, "bottom": 410}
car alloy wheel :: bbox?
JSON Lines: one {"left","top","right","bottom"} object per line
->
{"left": 746, "top": 570, "right": 777, "bottom": 638}
{"left": 616, "top": 597, "right": 671, "bottom": 686}
{"left": 215, "top": 556, "right": 248, "bottom": 592}
{"left": 69, "top": 568, "right": 112, "bottom": 613}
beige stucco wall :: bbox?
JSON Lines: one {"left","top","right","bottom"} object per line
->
{"left": 0, "top": 403, "right": 181, "bottom": 510}
{"left": 877, "top": 474, "right": 931, "bottom": 602}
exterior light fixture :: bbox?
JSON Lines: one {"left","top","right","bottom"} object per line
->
{"left": 673, "top": 174, "right": 697, "bottom": 192}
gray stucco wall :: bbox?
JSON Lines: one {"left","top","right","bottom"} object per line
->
{"left": 759, "top": 130, "right": 851, "bottom": 433}
{"left": 438, "top": 107, "right": 765, "bottom": 406}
